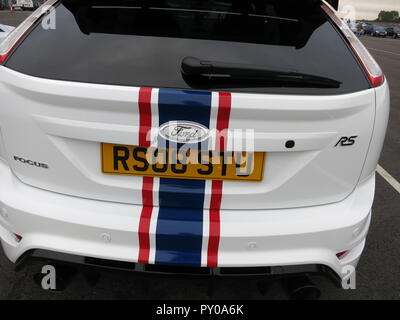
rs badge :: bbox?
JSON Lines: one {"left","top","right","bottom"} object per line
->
{"left": 335, "top": 136, "right": 358, "bottom": 147}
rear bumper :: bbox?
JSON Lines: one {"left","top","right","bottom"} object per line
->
{"left": 0, "top": 160, "right": 373, "bottom": 281}
{"left": 15, "top": 249, "right": 342, "bottom": 287}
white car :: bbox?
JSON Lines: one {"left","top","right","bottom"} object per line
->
{"left": 347, "top": 21, "right": 358, "bottom": 34}
{"left": 0, "top": 0, "right": 389, "bottom": 298}
{"left": 12, "top": 0, "right": 35, "bottom": 11}
{"left": 0, "top": 25, "right": 15, "bottom": 43}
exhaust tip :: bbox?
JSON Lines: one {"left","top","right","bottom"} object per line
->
{"left": 280, "top": 276, "right": 321, "bottom": 300}
{"left": 288, "top": 284, "right": 321, "bottom": 300}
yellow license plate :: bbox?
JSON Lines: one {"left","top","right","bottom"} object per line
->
{"left": 102, "top": 144, "right": 265, "bottom": 182}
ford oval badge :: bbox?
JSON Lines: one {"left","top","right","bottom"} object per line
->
{"left": 159, "top": 121, "right": 209, "bottom": 143}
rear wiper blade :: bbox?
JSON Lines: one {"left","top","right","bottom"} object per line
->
{"left": 181, "top": 57, "right": 341, "bottom": 88}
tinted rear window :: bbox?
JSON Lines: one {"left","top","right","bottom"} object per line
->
{"left": 6, "top": 0, "right": 370, "bottom": 94}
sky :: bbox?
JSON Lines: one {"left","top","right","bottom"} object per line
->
{"left": 339, "top": 0, "right": 400, "bottom": 20}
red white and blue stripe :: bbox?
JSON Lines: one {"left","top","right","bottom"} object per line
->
{"left": 137, "top": 88, "right": 232, "bottom": 267}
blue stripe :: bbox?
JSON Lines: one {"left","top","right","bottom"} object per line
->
{"left": 155, "top": 89, "right": 212, "bottom": 266}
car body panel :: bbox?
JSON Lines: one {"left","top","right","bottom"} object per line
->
{"left": 0, "top": 67, "right": 376, "bottom": 210}
{"left": 0, "top": 0, "right": 390, "bottom": 280}
{"left": 0, "top": 157, "right": 373, "bottom": 276}
{"left": 0, "top": 24, "right": 15, "bottom": 43}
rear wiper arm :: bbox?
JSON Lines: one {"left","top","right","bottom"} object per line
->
{"left": 181, "top": 57, "right": 341, "bottom": 88}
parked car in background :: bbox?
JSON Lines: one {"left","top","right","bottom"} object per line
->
{"left": 372, "top": 26, "right": 388, "bottom": 37}
{"left": 393, "top": 27, "right": 400, "bottom": 39}
{"left": 11, "top": 0, "right": 37, "bottom": 10}
{"left": 363, "top": 24, "right": 374, "bottom": 35}
{"left": 385, "top": 27, "right": 395, "bottom": 37}
{"left": 356, "top": 23, "right": 365, "bottom": 36}
{"left": 347, "top": 21, "right": 358, "bottom": 34}
{"left": 0, "top": 25, "right": 15, "bottom": 44}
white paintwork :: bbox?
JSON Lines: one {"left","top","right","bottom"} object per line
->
{"left": 0, "top": 158, "right": 373, "bottom": 279}
{"left": 0, "top": 1, "right": 390, "bottom": 278}
{"left": 0, "top": 66, "right": 389, "bottom": 278}
{"left": 0, "top": 25, "right": 15, "bottom": 43}
{"left": 359, "top": 81, "right": 390, "bottom": 183}
{"left": 0, "top": 67, "right": 378, "bottom": 209}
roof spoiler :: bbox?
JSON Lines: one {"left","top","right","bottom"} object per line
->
{"left": 62, "top": 0, "right": 326, "bottom": 49}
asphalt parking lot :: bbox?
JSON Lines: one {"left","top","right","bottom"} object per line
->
{"left": 0, "top": 11, "right": 399, "bottom": 300}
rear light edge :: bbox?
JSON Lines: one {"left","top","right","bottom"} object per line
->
{"left": 322, "top": 1, "right": 385, "bottom": 88}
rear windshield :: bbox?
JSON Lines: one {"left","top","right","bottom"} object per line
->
{"left": 5, "top": 0, "right": 370, "bottom": 95}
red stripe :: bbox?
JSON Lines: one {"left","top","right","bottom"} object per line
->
{"left": 138, "top": 87, "right": 153, "bottom": 147}
{"left": 207, "top": 180, "right": 223, "bottom": 267}
{"left": 215, "top": 92, "right": 232, "bottom": 151}
{"left": 138, "top": 177, "right": 154, "bottom": 263}
{"left": 137, "top": 88, "right": 154, "bottom": 264}
{"left": 207, "top": 92, "right": 232, "bottom": 267}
